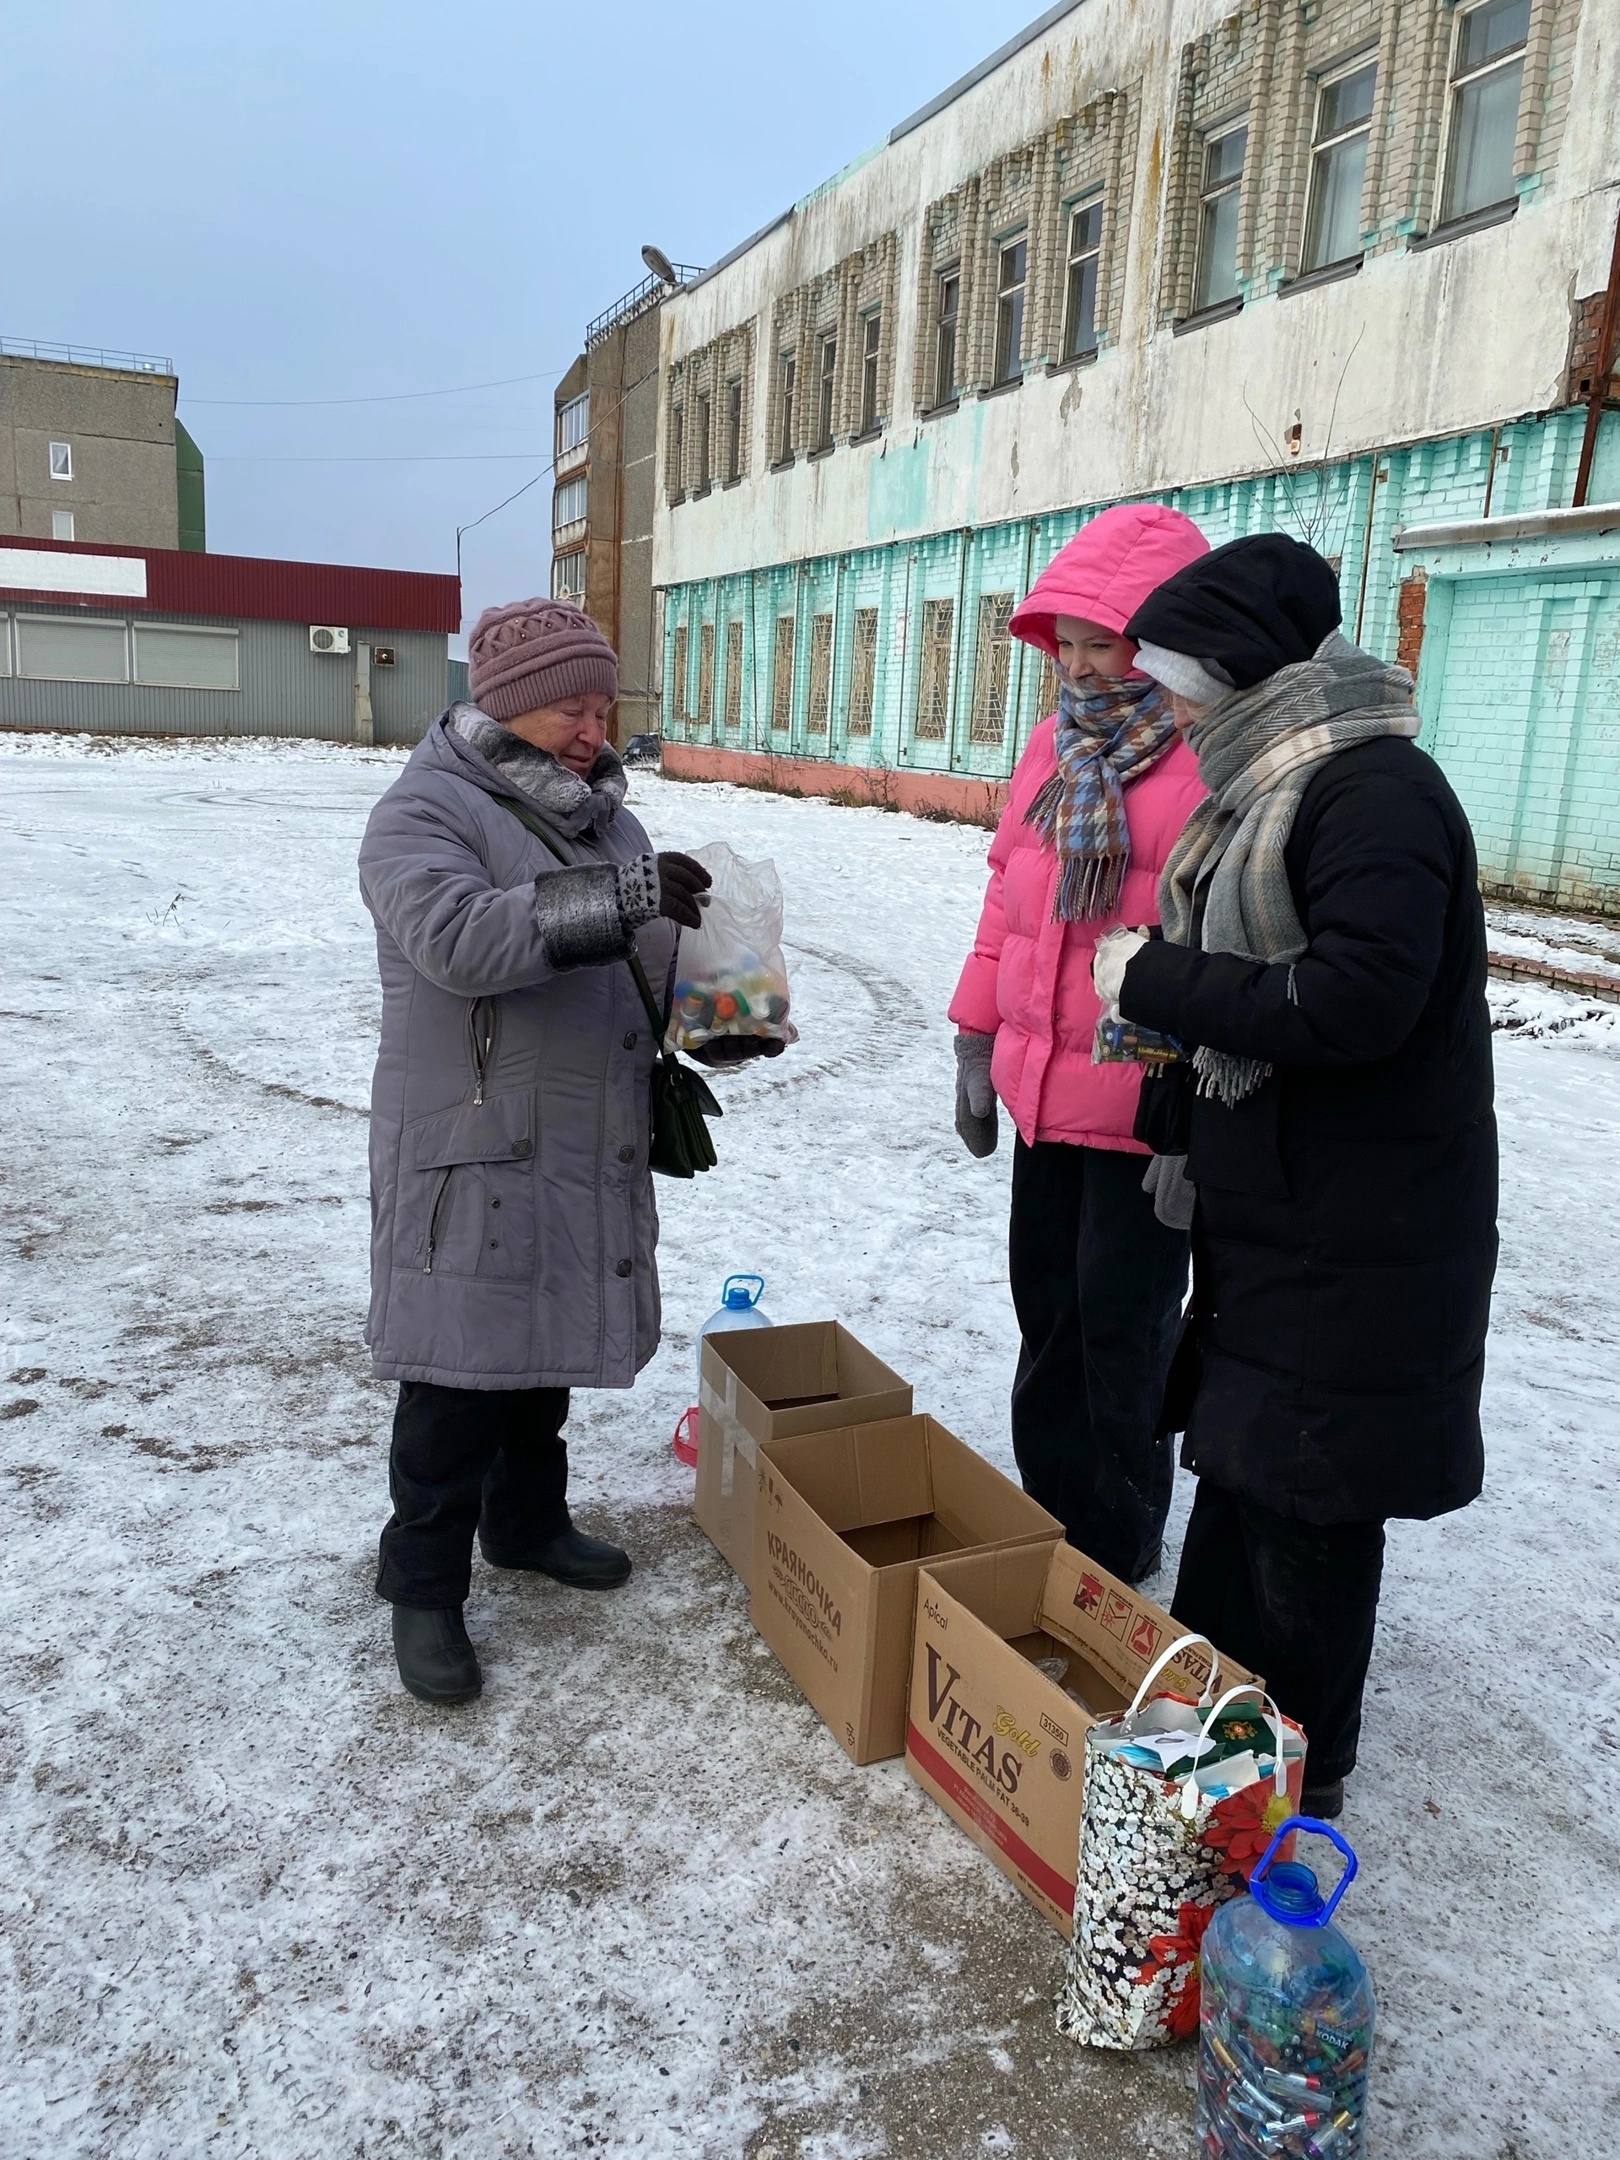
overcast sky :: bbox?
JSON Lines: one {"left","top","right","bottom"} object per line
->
{"left": 3, "top": 0, "right": 1042, "bottom": 644}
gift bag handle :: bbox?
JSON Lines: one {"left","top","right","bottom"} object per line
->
{"left": 1177, "top": 1683, "right": 1288, "bottom": 1821}
{"left": 1124, "top": 1632, "right": 1221, "bottom": 1721}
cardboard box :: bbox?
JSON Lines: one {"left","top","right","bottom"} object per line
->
{"left": 696, "top": 1320, "right": 911, "bottom": 1589}
{"left": 905, "top": 1542, "right": 1263, "bottom": 1938}
{"left": 750, "top": 1415, "right": 1063, "bottom": 1765}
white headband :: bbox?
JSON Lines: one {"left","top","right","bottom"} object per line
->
{"left": 1133, "top": 642, "right": 1234, "bottom": 707}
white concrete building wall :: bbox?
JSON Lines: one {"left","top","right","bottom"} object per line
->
{"left": 654, "top": 0, "right": 1619, "bottom": 593}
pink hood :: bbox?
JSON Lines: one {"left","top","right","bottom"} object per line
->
{"left": 1009, "top": 503, "right": 1211, "bottom": 658}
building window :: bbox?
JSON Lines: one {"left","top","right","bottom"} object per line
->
{"left": 1194, "top": 124, "right": 1248, "bottom": 311}
{"left": 723, "top": 620, "right": 744, "bottom": 731}
{"left": 695, "top": 392, "right": 712, "bottom": 493}
{"left": 993, "top": 237, "right": 1028, "bottom": 385}
{"left": 859, "top": 313, "right": 882, "bottom": 434}
{"left": 771, "top": 615, "right": 796, "bottom": 730}
{"left": 552, "top": 475, "right": 588, "bottom": 532}
{"left": 49, "top": 442, "right": 72, "bottom": 481}
{"left": 17, "top": 614, "right": 128, "bottom": 683}
{"left": 913, "top": 598, "right": 955, "bottom": 741}
{"left": 847, "top": 607, "right": 878, "bottom": 736}
{"left": 670, "top": 625, "right": 689, "bottom": 725}
{"left": 933, "top": 270, "right": 960, "bottom": 409}
{"left": 807, "top": 613, "right": 833, "bottom": 734}
{"left": 1063, "top": 198, "right": 1104, "bottom": 361}
{"left": 552, "top": 550, "right": 585, "bottom": 600}
{"left": 0, "top": 614, "right": 10, "bottom": 678}
{"left": 724, "top": 378, "right": 743, "bottom": 481}
{"left": 1303, "top": 61, "right": 1377, "bottom": 271}
{"left": 696, "top": 623, "right": 715, "bottom": 729}
{"left": 133, "top": 623, "right": 239, "bottom": 691}
{"left": 776, "top": 353, "right": 796, "bottom": 463}
{"left": 816, "top": 336, "right": 838, "bottom": 449}
{"left": 51, "top": 510, "right": 76, "bottom": 542}
{"left": 969, "top": 594, "right": 1015, "bottom": 747}
{"left": 556, "top": 391, "right": 589, "bottom": 457}
{"left": 669, "top": 404, "right": 685, "bottom": 497}
{"left": 1441, "top": 0, "right": 1530, "bottom": 224}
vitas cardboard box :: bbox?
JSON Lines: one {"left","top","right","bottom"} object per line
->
{"left": 905, "top": 1541, "right": 1263, "bottom": 1937}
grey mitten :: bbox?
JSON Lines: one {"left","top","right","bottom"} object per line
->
{"left": 954, "top": 1032, "right": 999, "bottom": 1158}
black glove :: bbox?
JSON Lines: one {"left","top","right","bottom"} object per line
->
{"left": 657, "top": 852, "right": 712, "bottom": 929}
{"left": 691, "top": 1035, "right": 787, "bottom": 1067}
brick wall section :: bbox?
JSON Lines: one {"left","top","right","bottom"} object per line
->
{"left": 1396, "top": 571, "right": 1427, "bottom": 678}
{"left": 1567, "top": 291, "right": 1620, "bottom": 406}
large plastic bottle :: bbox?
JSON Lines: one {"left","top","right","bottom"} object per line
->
{"left": 1197, "top": 1817, "right": 1375, "bottom": 2160}
{"left": 695, "top": 1274, "right": 772, "bottom": 1386}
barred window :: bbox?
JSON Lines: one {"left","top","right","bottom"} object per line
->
{"left": 913, "top": 598, "right": 955, "bottom": 741}
{"left": 969, "top": 594, "right": 1015, "bottom": 746}
{"left": 771, "top": 615, "right": 796, "bottom": 730}
{"left": 697, "top": 622, "right": 715, "bottom": 728}
{"left": 807, "top": 613, "right": 833, "bottom": 733}
{"left": 847, "top": 607, "right": 878, "bottom": 735}
{"left": 723, "top": 620, "right": 744, "bottom": 731}
{"left": 670, "top": 625, "right": 688, "bottom": 725}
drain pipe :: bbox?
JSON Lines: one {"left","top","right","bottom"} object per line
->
{"left": 1573, "top": 202, "right": 1620, "bottom": 508}
{"left": 1352, "top": 455, "right": 1385, "bottom": 644}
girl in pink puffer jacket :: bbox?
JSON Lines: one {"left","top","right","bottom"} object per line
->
{"left": 949, "top": 501, "right": 1209, "bottom": 1584}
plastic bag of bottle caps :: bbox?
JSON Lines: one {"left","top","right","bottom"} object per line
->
{"left": 666, "top": 842, "right": 797, "bottom": 1055}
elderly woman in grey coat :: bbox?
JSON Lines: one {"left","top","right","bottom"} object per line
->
{"left": 359, "top": 598, "right": 713, "bottom": 1705}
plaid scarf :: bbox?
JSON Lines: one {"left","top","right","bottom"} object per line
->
{"left": 1025, "top": 674, "right": 1179, "bottom": 921}
{"left": 1159, "top": 632, "right": 1421, "bottom": 1106}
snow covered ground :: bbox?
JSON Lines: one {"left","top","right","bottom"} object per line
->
{"left": 1, "top": 732, "right": 1617, "bottom": 2160}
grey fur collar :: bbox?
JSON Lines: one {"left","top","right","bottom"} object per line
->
{"left": 447, "top": 701, "right": 626, "bottom": 836}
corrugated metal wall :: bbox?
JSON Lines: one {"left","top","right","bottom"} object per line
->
{"left": 0, "top": 608, "right": 447, "bottom": 743}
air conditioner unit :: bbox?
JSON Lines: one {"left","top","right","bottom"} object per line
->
{"left": 309, "top": 625, "right": 351, "bottom": 655}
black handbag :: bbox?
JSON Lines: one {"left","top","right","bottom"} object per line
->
{"left": 489, "top": 791, "right": 722, "bottom": 1179}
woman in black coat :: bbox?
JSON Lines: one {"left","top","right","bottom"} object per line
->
{"left": 1092, "top": 535, "right": 1497, "bottom": 1816}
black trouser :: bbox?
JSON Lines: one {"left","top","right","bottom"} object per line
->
{"left": 1172, "top": 1479, "right": 1387, "bottom": 1785}
{"left": 1008, "top": 1137, "right": 1190, "bottom": 1584}
{"left": 376, "top": 1382, "right": 572, "bottom": 1609}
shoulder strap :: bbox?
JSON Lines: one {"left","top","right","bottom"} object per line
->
{"left": 488, "top": 789, "right": 670, "bottom": 1044}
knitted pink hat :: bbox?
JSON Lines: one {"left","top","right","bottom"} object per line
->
{"left": 467, "top": 598, "right": 618, "bottom": 720}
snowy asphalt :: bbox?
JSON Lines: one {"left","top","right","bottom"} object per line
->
{"left": 1, "top": 735, "right": 1617, "bottom": 2160}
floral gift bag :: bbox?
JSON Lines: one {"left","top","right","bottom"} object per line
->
{"left": 1056, "top": 1634, "right": 1306, "bottom": 2052}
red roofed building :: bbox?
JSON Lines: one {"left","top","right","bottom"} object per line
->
{"left": 0, "top": 534, "right": 461, "bottom": 743}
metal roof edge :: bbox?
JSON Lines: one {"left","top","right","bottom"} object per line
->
{"left": 888, "top": 0, "right": 1089, "bottom": 144}
{"left": 681, "top": 208, "right": 796, "bottom": 296}
{"left": 1392, "top": 501, "right": 1620, "bottom": 550}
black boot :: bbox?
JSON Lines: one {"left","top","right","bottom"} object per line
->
{"left": 1300, "top": 1776, "right": 1346, "bottom": 1821}
{"left": 392, "top": 1604, "right": 482, "bottom": 1703}
{"left": 480, "top": 1525, "right": 631, "bottom": 1589}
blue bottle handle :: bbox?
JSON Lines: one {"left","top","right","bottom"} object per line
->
{"left": 1251, "top": 1816, "right": 1358, "bottom": 1927}
{"left": 722, "top": 1274, "right": 765, "bottom": 1308}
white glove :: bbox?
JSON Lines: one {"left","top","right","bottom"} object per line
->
{"left": 1093, "top": 925, "right": 1150, "bottom": 1014}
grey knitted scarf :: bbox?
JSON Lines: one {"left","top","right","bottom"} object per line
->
{"left": 449, "top": 701, "right": 627, "bottom": 837}
{"left": 1159, "top": 632, "right": 1421, "bottom": 1106}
